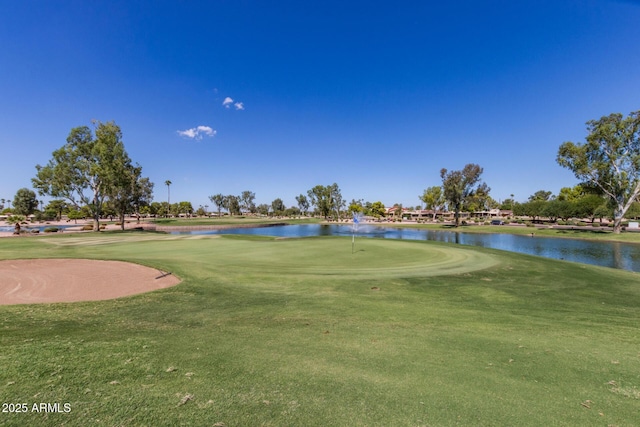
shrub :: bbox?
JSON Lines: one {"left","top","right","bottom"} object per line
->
{"left": 44, "top": 227, "right": 59, "bottom": 233}
{"left": 82, "top": 225, "right": 93, "bottom": 231}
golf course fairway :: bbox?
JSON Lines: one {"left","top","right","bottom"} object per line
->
{"left": 1, "top": 232, "right": 639, "bottom": 426}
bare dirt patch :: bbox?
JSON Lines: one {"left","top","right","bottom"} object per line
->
{"left": 0, "top": 259, "right": 180, "bottom": 305}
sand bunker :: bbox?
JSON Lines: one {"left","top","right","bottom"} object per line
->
{"left": 0, "top": 259, "right": 180, "bottom": 305}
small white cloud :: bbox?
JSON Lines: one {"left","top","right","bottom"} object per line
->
{"left": 222, "top": 96, "right": 244, "bottom": 110}
{"left": 196, "top": 125, "right": 215, "bottom": 136}
{"left": 177, "top": 128, "right": 197, "bottom": 138}
{"left": 177, "top": 125, "right": 217, "bottom": 141}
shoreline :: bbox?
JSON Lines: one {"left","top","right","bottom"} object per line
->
{"left": 2, "top": 218, "right": 639, "bottom": 245}
{"left": 148, "top": 222, "right": 289, "bottom": 232}
{"left": 0, "top": 219, "right": 291, "bottom": 238}
{"left": 0, "top": 219, "right": 152, "bottom": 238}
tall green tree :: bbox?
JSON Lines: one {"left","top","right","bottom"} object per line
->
{"left": 257, "top": 203, "right": 270, "bottom": 216}
{"left": 499, "top": 198, "right": 515, "bottom": 210}
{"left": 307, "top": 185, "right": 333, "bottom": 219}
{"left": 542, "top": 199, "right": 575, "bottom": 222}
{"left": 440, "top": 164, "right": 485, "bottom": 227}
{"left": 12, "top": 188, "right": 38, "bottom": 216}
{"left": 32, "top": 121, "right": 134, "bottom": 231}
{"left": 67, "top": 208, "right": 85, "bottom": 224}
{"left": 295, "top": 194, "right": 310, "bottom": 216}
{"left": 209, "top": 193, "right": 225, "bottom": 218}
{"left": 108, "top": 164, "right": 153, "bottom": 229}
{"left": 164, "top": 180, "right": 172, "bottom": 217}
{"left": 557, "top": 110, "right": 640, "bottom": 233}
{"left": 472, "top": 183, "right": 495, "bottom": 210}
{"left": 149, "top": 201, "right": 164, "bottom": 217}
{"left": 367, "top": 201, "right": 386, "bottom": 218}
{"left": 306, "top": 183, "right": 343, "bottom": 220}
{"left": 574, "top": 194, "right": 606, "bottom": 223}
{"left": 513, "top": 200, "right": 547, "bottom": 221}
{"left": 348, "top": 199, "right": 364, "bottom": 215}
{"left": 329, "top": 183, "right": 345, "bottom": 220}
{"left": 528, "top": 190, "right": 554, "bottom": 202}
{"left": 226, "top": 195, "right": 241, "bottom": 216}
{"left": 240, "top": 191, "right": 256, "bottom": 214}
{"left": 420, "top": 186, "right": 445, "bottom": 220}
{"left": 177, "top": 201, "right": 194, "bottom": 217}
{"left": 557, "top": 185, "right": 584, "bottom": 202}
{"left": 271, "top": 198, "right": 286, "bottom": 216}
{"left": 45, "top": 199, "right": 68, "bottom": 221}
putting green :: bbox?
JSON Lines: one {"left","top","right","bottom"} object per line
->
{"left": 194, "top": 236, "right": 501, "bottom": 278}
{"left": 39, "top": 233, "right": 500, "bottom": 278}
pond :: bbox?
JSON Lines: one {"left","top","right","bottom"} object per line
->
{"left": 171, "top": 224, "right": 640, "bottom": 272}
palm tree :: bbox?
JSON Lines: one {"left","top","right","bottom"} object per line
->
{"left": 165, "top": 180, "right": 172, "bottom": 217}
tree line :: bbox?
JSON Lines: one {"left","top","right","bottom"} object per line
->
{"left": 417, "top": 110, "right": 640, "bottom": 233}
{"left": 2, "top": 110, "right": 638, "bottom": 234}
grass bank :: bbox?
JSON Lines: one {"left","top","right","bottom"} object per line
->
{"left": 1, "top": 232, "right": 639, "bottom": 426}
{"left": 367, "top": 221, "right": 640, "bottom": 244}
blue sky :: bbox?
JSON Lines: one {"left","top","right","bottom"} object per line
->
{"left": 1, "top": 0, "right": 639, "bottom": 210}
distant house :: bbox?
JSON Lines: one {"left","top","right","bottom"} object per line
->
{"left": 385, "top": 206, "right": 407, "bottom": 217}
{"left": 469, "top": 208, "right": 501, "bottom": 219}
{"left": 382, "top": 206, "right": 507, "bottom": 221}
{"left": 411, "top": 209, "right": 450, "bottom": 220}
{"left": 385, "top": 207, "right": 446, "bottom": 220}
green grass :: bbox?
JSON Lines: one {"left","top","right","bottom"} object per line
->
{"left": 1, "top": 232, "right": 639, "bottom": 426}
{"left": 381, "top": 221, "right": 640, "bottom": 243}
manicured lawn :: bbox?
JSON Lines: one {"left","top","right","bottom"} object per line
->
{"left": 377, "top": 221, "right": 640, "bottom": 244}
{"left": 1, "top": 232, "right": 639, "bottom": 426}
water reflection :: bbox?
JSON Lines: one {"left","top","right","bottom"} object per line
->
{"left": 172, "top": 224, "right": 640, "bottom": 272}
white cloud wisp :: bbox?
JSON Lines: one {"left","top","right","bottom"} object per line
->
{"left": 223, "top": 96, "right": 244, "bottom": 110}
{"left": 177, "top": 125, "right": 217, "bottom": 141}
